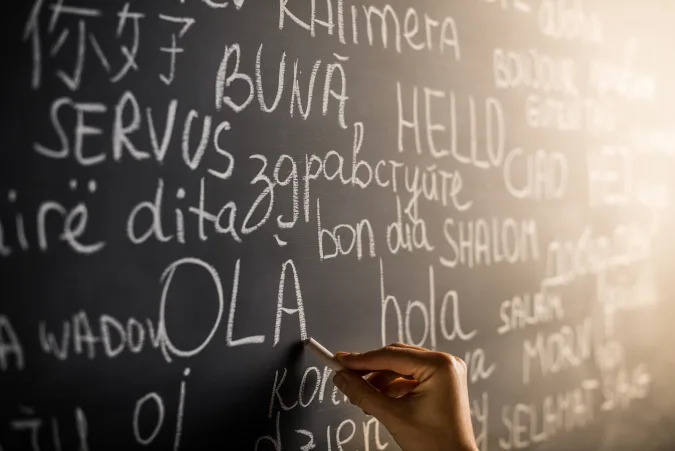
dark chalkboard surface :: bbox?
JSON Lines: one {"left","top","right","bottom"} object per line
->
{"left": 3, "top": 1, "right": 675, "bottom": 450}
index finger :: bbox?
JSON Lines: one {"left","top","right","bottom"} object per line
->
{"left": 336, "top": 345, "right": 436, "bottom": 381}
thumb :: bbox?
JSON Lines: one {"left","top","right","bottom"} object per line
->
{"left": 381, "top": 378, "right": 419, "bottom": 398}
{"left": 333, "top": 371, "right": 397, "bottom": 420}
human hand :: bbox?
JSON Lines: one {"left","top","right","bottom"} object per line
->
{"left": 333, "top": 343, "right": 477, "bottom": 451}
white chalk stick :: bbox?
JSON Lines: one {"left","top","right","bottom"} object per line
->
{"left": 303, "top": 337, "right": 345, "bottom": 372}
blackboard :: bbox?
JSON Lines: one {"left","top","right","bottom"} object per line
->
{"left": 3, "top": 1, "right": 675, "bottom": 450}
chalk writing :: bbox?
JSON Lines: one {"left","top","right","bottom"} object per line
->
{"left": 4, "top": 1, "right": 675, "bottom": 450}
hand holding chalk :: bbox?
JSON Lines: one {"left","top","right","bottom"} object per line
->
{"left": 303, "top": 337, "right": 344, "bottom": 372}
{"left": 331, "top": 343, "right": 478, "bottom": 451}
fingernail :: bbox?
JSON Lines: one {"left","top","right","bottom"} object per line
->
{"left": 335, "top": 352, "right": 350, "bottom": 361}
{"left": 333, "top": 372, "right": 346, "bottom": 389}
